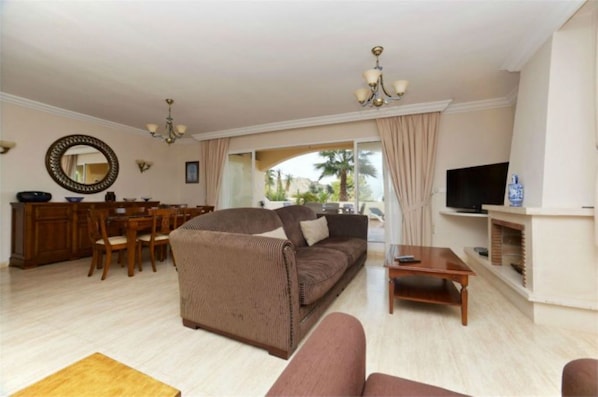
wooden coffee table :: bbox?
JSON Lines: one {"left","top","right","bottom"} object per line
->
{"left": 12, "top": 352, "right": 181, "bottom": 397}
{"left": 384, "top": 245, "right": 475, "bottom": 325}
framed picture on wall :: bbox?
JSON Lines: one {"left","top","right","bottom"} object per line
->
{"left": 185, "top": 161, "right": 199, "bottom": 184}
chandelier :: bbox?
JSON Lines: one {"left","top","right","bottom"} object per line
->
{"left": 354, "top": 46, "right": 409, "bottom": 107}
{"left": 146, "top": 98, "right": 187, "bottom": 144}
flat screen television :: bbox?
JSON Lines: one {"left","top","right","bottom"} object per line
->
{"left": 446, "top": 162, "right": 509, "bottom": 213}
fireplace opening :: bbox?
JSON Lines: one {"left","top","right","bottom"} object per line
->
{"left": 490, "top": 219, "right": 526, "bottom": 286}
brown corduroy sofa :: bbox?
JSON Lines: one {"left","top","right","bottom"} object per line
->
{"left": 268, "top": 312, "right": 598, "bottom": 396}
{"left": 169, "top": 205, "right": 368, "bottom": 359}
{"left": 267, "top": 312, "right": 469, "bottom": 396}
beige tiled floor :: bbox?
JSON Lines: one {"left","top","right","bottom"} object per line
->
{"left": 1, "top": 255, "right": 597, "bottom": 396}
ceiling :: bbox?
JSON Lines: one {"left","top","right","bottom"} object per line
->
{"left": 0, "top": 1, "right": 586, "bottom": 141}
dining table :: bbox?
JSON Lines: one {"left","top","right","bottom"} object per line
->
{"left": 108, "top": 211, "right": 194, "bottom": 276}
{"left": 108, "top": 215, "right": 154, "bottom": 277}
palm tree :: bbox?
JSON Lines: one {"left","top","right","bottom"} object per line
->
{"left": 264, "top": 169, "right": 275, "bottom": 193}
{"left": 314, "top": 150, "right": 377, "bottom": 201}
{"left": 276, "top": 169, "right": 283, "bottom": 193}
{"left": 284, "top": 173, "right": 294, "bottom": 192}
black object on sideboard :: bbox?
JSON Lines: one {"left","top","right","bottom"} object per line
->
{"left": 16, "top": 191, "right": 52, "bottom": 203}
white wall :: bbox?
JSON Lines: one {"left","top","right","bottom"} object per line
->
{"left": 432, "top": 107, "right": 515, "bottom": 254}
{"left": 510, "top": 3, "right": 597, "bottom": 208}
{"left": 0, "top": 102, "right": 204, "bottom": 264}
{"left": 543, "top": 6, "right": 596, "bottom": 208}
{"left": 508, "top": 39, "right": 551, "bottom": 207}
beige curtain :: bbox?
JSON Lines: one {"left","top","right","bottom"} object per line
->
{"left": 377, "top": 112, "right": 440, "bottom": 245}
{"left": 200, "top": 138, "right": 230, "bottom": 208}
{"left": 61, "top": 154, "right": 78, "bottom": 180}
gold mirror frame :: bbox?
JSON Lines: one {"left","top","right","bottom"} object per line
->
{"left": 45, "top": 134, "right": 119, "bottom": 194}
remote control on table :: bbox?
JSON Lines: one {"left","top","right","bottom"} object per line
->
{"left": 397, "top": 257, "right": 421, "bottom": 264}
{"left": 394, "top": 255, "right": 414, "bottom": 261}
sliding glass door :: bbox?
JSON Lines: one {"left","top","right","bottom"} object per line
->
{"left": 221, "top": 152, "right": 253, "bottom": 208}
{"left": 355, "top": 141, "right": 385, "bottom": 242}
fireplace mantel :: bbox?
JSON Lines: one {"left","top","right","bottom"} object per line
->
{"left": 464, "top": 205, "right": 597, "bottom": 333}
{"left": 483, "top": 205, "right": 594, "bottom": 217}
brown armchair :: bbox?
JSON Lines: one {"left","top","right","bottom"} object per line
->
{"left": 562, "top": 358, "right": 598, "bottom": 397}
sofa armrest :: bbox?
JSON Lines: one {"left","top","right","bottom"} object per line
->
{"left": 562, "top": 358, "right": 598, "bottom": 397}
{"left": 169, "top": 228, "right": 301, "bottom": 358}
{"left": 266, "top": 312, "right": 366, "bottom": 396}
{"left": 322, "top": 213, "right": 368, "bottom": 240}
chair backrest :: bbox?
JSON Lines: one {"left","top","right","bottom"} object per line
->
{"left": 151, "top": 208, "right": 178, "bottom": 236}
{"left": 196, "top": 205, "right": 215, "bottom": 214}
{"left": 88, "top": 209, "right": 110, "bottom": 245}
{"left": 304, "top": 202, "right": 323, "bottom": 213}
{"left": 323, "top": 202, "right": 340, "bottom": 213}
{"left": 182, "top": 206, "right": 215, "bottom": 222}
{"left": 125, "top": 206, "right": 147, "bottom": 216}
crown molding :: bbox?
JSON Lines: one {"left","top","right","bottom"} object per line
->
{"left": 2, "top": 91, "right": 517, "bottom": 142}
{"left": 444, "top": 90, "right": 517, "bottom": 114}
{"left": 501, "top": 0, "right": 585, "bottom": 72}
{"left": 193, "top": 100, "right": 453, "bottom": 141}
{"left": 0, "top": 91, "right": 147, "bottom": 135}
{"left": 0, "top": 91, "right": 198, "bottom": 144}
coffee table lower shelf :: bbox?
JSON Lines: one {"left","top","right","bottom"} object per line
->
{"left": 392, "top": 275, "right": 462, "bottom": 306}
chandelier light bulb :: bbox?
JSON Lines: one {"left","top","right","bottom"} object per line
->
{"left": 146, "top": 123, "right": 158, "bottom": 133}
{"left": 363, "top": 69, "right": 381, "bottom": 86}
{"left": 355, "top": 46, "right": 408, "bottom": 108}
{"left": 393, "top": 80, "right": 409, "bottom": 95}
{"left": 146, "top": 99, "right": 187, "bottom": 144}
{"left": 354, "top": 88, "right": 371, "bottom": 103}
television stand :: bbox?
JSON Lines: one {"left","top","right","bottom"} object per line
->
{"left": 456, "top": 209, "right": 487, "bottom": 214}
{"left": 439, "top": 210, "right": 487, "bottom": 218}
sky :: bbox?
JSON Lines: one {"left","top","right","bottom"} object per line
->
{"left": 274, "top": 152, "right": 332, "bottom": 183}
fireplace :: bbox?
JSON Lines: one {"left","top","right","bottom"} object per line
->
{"left": 490, "top": 219, "right": 526, "bottom": 287}
{"left": 464, "top": 205, "right": 597, "bottom": 333}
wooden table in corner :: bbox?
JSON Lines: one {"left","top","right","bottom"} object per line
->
{"left": 384, "top": 245, "right": 475, "bottom": 326}
{"left": 12, "top": 352, "right": 180, "bottom": 397}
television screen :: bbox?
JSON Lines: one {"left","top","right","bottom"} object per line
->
{"left": 446, "top": 162, "right": 509, "bottom": 213}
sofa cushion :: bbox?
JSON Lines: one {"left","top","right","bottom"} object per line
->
{"left": 254, "top": 226, "right": 288, "bottom": 240}
{"left": 314, "top": 236, "right": 367, "bottom": 264}
{"left": 275, "top": 205, "right": 317, "bottom": 248}
{"left": 295, "top": 247, "right": 348, "bottom": 305}
{"left": 300, "top": 216, "right": 329, "bottom": 246}
{"left": 180, "top": 207, "right": 283, "bottom": 235}
{"left": 364, "top": 373, "right": 469, "bottom": 396}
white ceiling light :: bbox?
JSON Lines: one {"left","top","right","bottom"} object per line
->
{"left": 354, "top": 46, "right": 408, "bottom": 108}
{"left": 146, "top": 99, "right": 187, "bottom": 144}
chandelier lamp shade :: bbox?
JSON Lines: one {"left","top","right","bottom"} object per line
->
{"left": 146, "top": 98, "right": 187, "bottom": 144}
{"left": 354, "top": 46, "right": 409, "bottom": 108}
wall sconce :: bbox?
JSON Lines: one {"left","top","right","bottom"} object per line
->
{"left": 136, "top": 159, "right": 153, "bottom": 173}
{"left": 0, "top": 140, "right": 16, "bottom": 154}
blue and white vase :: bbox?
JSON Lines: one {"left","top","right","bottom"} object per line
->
{"left": 508, "top": 175, "right": 524, "bottom": 207}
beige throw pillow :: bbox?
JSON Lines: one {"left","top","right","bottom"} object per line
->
{"left": 300, "top": 216, "right": 329, "bottom": 246}
{"left": 254, "top": 226, "right": 288, "bottom": 240}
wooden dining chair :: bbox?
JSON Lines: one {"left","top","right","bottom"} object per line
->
{"left": 136, "top": 208, "right": 178, "bottom": 272}
{"left": 196, "top": 205, "right": 215, "bottom": 214}
{"left": 87, "top": 208, "right": 129, "bottom": 280}
{"left": 182, "top": 205, "right": 215, "bottom": 222}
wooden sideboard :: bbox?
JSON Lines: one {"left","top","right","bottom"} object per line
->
{"left": 10, "top": 201, "right": 159, "bottom": 269}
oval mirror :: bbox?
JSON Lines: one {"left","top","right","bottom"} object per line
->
{"left": 45, "top": 135, "right": 119, "bottom": 194}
